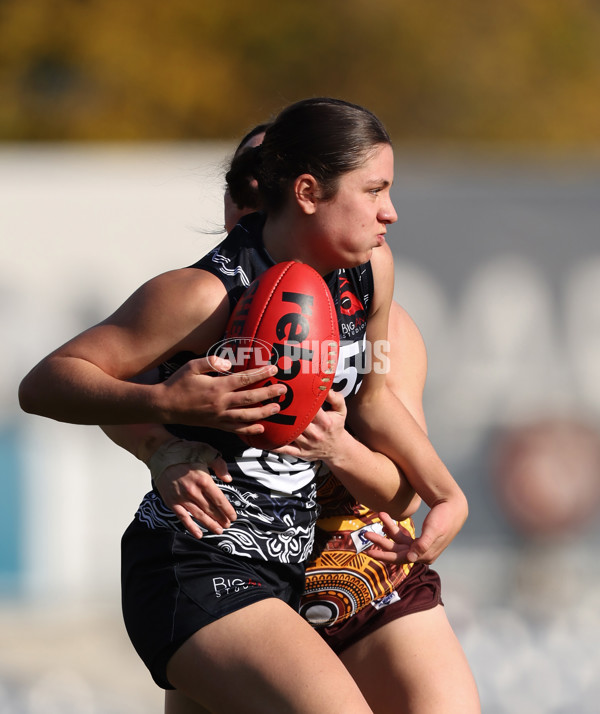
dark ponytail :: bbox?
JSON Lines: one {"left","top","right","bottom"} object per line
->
{"left": 225, "top": 145, "right": 263, "bottom": 211}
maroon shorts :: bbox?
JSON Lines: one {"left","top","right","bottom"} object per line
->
{"left": 313, "top": 562, "right": 443, "bottom": 654}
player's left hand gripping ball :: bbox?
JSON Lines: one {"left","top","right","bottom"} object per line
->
{"left": 221, "top": 261, "right": 339, "bottom": 450}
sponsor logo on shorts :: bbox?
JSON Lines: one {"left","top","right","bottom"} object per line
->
{"left": 212, "top": 577, "right": 262, "bottom": 598}
{"left": 350, "top": 522, "right": 386, "bottom": 554}
{"left": 372, "top": 590, "right": 401, "bottom": 610}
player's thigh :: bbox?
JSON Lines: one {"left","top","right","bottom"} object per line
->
{"left": 339, "top": 605, "right": 480, "bottom": 714}
{"left": 166, "top": 597, "right": 373, "bottom": 714}
{"left": 165, "top": 690, "right": 211, "bottom": 714}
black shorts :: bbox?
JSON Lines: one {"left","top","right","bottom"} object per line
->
{"left": 314, "top": 563, "right": 443, "bottom": 654}
{"left": 121, "top": 518, "right": 306, "bottom": 689}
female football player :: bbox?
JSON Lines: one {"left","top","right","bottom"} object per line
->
{"left": 19, "top": 98, "right": 474, "bottom": 713}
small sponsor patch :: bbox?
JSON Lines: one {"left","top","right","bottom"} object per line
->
{"left": 350, "top": 521, "right": 386, "bottom": 554}
{"left": 371, "top": 590, "right": 401, "bottom": 610}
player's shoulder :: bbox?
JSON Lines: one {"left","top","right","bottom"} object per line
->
{"left": 389, "top": 301, "right": 425, "bottom": 348}
{"left": 143, "top": 265, "right": 227, "bottom": 295}
{"left": 387, "top": 300, "right": 428, "bottom": 393}
{"left": 369, "top": 241, "right": 394, "bottom": 277}
{"left": 133, "top": 268, "right": 228, "bottom": 331}
{"left": 368, "top": 243, "right": 394, "bottom": 314}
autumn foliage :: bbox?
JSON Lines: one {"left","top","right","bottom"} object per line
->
{"left": 1, "top": 0, "right": 599, "bottom": 144}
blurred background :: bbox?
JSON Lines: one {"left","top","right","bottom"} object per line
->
{"left": 2, "top": 1, "right": 600, "bottom": 712}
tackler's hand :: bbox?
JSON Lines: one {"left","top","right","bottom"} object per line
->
{"left": 149, "top": 438, "right": 237, "bottom": 539}
{"left": 273, "top": 389, "right": 347, "bottom": 462}
{"left": 366, "top": 498, "right": 467, "bottom": 565}
{"left": 364, "top": 512, "right": 415, "bottom": 563}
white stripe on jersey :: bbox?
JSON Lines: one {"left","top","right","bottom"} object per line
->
{"left": 209, "top": 248, "right": 251, "bottom": 286}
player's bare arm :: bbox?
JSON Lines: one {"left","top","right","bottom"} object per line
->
{"left": 19, "top": 268, "right": 287, "bottom": 432}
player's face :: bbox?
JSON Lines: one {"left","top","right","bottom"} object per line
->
{"left": 311, "top": 143, "right": 397, "bottom": 270}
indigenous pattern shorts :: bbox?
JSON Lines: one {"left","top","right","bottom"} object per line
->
{"left": 314, "top": 561, "right": 443, "bottom": 654}
{"left": 300, "top": 510, "right": 416, "bottom": 627}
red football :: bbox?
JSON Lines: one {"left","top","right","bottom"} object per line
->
{"left": 222, "top": 261, "right": 339, "bottom": 450}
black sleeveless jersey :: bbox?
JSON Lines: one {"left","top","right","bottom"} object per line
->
{"left": 134, "top": 212, "right": 374, "bottom": 563}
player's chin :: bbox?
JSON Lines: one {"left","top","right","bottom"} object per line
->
{"left": 361, "top": 247, "right": 377, "bottom": 264}
{"left": 342, "top": 248, "right": 374, "bottom": 267}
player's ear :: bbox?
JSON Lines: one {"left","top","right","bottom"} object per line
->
{"left": 294, "top": 174, "right": 319, "bottom": 215}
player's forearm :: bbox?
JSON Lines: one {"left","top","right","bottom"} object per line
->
{"left": 322, "top": 428, "right": 421, "bottom": 518}
{"left": 19, "top": 355, "right": 161, "bottom": 425}
{"left": 100, "top": 422, "right": 174, "bottom": 464}
{"left": 348, "top": 388, "right": 466, "bottom": 511}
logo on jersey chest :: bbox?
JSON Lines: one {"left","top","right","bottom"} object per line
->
{"left": 334, "top": 276, "right": 369, "bottom": 397}
{"left": 338, "top": 276, "right": 367, "bottom": 339}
